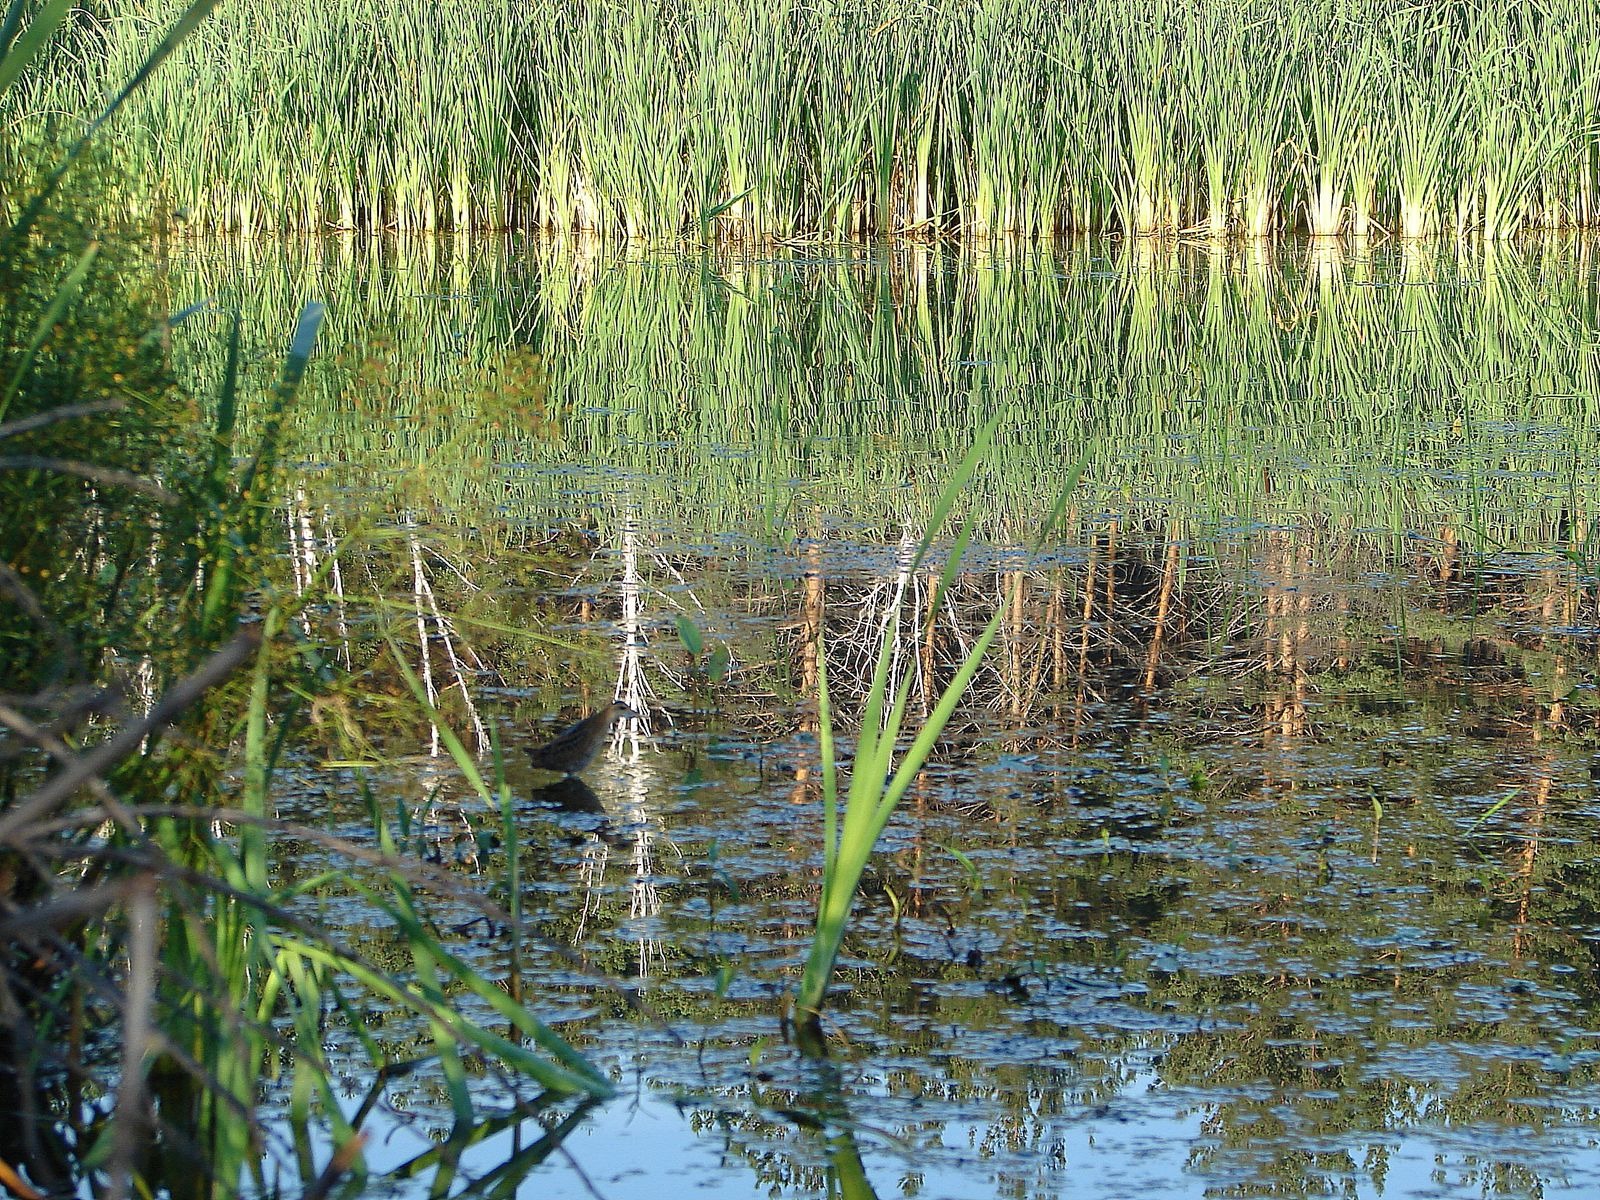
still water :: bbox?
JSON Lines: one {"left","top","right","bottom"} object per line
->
{"left": 184, "top": 236, "right": 1600, "bottom": 1198}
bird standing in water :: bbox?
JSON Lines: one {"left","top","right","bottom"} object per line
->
{"left": 526, "top": 702, "right": 637, "bottom": 776}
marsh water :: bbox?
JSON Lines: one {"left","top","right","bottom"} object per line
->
{"left": 179, "top": 237, "right": 1600, "bottom": 1198}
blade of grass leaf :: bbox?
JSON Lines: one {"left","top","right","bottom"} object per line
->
{"left": 0, "top": 242, "right": 99, "bottom": 423}
{"left": 0, "top": 0, "right": 74, "bottom": 96}
{"left": 907, "top": 416, "right": 998, "bottom": 571}
{"left": 3, "top": 0, "right": 223, "bottom": 249}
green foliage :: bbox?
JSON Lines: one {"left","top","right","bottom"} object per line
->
{"left": 0, "top": 215, "right": 181, "bottom": 694}
{"left": 795, "top": 425, "right": 1002, "bottom": 1032}
{"left": 793, "top": 429, "right": 1089, "bottom": 1037}
{"left": 0, "top": 6, "right": 608, "bottom": 1198}
{"left": 7, "top": 0, "right": 1599, "bottom": 238}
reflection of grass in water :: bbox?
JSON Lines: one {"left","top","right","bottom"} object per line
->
{"left": 144, "top": 238, "right": 1600, "bottom": 775}
{"left": 157, "top": 238, "right": 1600, "bottom": 561}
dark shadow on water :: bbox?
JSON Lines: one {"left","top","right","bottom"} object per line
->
{"left": 531, "top": 777, "right": 605, "bottom": 814}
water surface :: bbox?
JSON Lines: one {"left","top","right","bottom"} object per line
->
{"left": 181, "top": 237, "right": 1600, "bottom": 1199}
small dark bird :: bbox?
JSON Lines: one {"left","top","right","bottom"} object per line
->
{"left": 526, "top": 702, "right": 637, "bottom": 777}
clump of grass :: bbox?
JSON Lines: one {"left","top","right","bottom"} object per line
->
{"left": 0, "top": 5, "right": 612, "bottom": 1195}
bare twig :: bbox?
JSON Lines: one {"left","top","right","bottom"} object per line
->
{"left": 0, "top": 400, "right": 125, "bottom": 442}
{"left": 300, "top": 1132, "right": 368, "bottom": 1200}
{"left": 0, "top": 561, "right": 78, "bottom": 682}
{"left": 0, "top": 700, "right": 141, "bottom": 835}
{"left": 104, "top": 874, "right": 157, "bottom": 1200}
{"left": 16, "top": 810, "right": 678, "bottom": 1034}
{"left": 0, "top": 878, "right": 146, "bottom": 938}
{"left": 0, "top": 456, "right": 179, "bottom": 504}
{"left": 0, "top": 627, "right": 261, "bottom": 844}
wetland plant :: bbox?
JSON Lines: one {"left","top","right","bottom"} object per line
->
{"left": 794, "top": 427, "right": 1084, "bottom": 1041}
{"left": 7, "top": 0, "right": 1600, "bottom": 238}
{"left": 0, "top": 7, "right": 610, "bottom": 1197}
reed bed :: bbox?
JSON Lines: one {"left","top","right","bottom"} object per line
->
{"left": 9, "top": 0, "right": 1600, "bottom": 239}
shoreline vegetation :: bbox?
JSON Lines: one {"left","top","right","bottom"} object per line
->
{"left": 1, "top": 7, "right": 614, "bottom": 1197}
{"left": 7, "top": 0, "right": 1599, "bottom": 241}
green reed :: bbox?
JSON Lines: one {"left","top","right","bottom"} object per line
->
{"left": 795, "top": 524, "right": 998, "bottom": 1032}
{"left": 790, "top": 438, "right": 972, "bottom": 1014}
{"left": 9, "top": 0, "right": 1600, "bottom": 239}
{"left": 793, "top": 429, "right": 1086, "bottom": 1038}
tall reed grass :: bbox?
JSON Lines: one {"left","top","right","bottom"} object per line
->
{"left": 8, "top": 0, "right": 1600, "bottom": 239}
{"left": 793, "top": 428, "right": 1086, "bottom": 1040}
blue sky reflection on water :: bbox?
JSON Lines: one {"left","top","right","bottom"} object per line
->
{"left": 322, "top": 1070, "right": 1600, "bottom": 1200}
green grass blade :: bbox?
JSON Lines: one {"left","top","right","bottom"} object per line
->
{"left": 3, "top": 0, "right": 222, "bottom": 248}
{"left": 0, "top": 0, "right": 73, "bottom": 95}
{"left": 817, "top": 641, "right": 839, "bottom": 873}
{"left": 907, "top": 416, "right": 998, "bottom": 572}
{"left": 1030, "top": 445, "right": 1095, "bottom": 554}
{"left": 383, "top": 632, "right": 491, "bottom": 802}
{"left": 882, "top": 607, "right": 1004, "bottom": 815}
{"left": 238, "top": 301, "right": 324, "bottom": 501}
{"left": 0, "top": 242, "right": 98, "bottom": 422}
